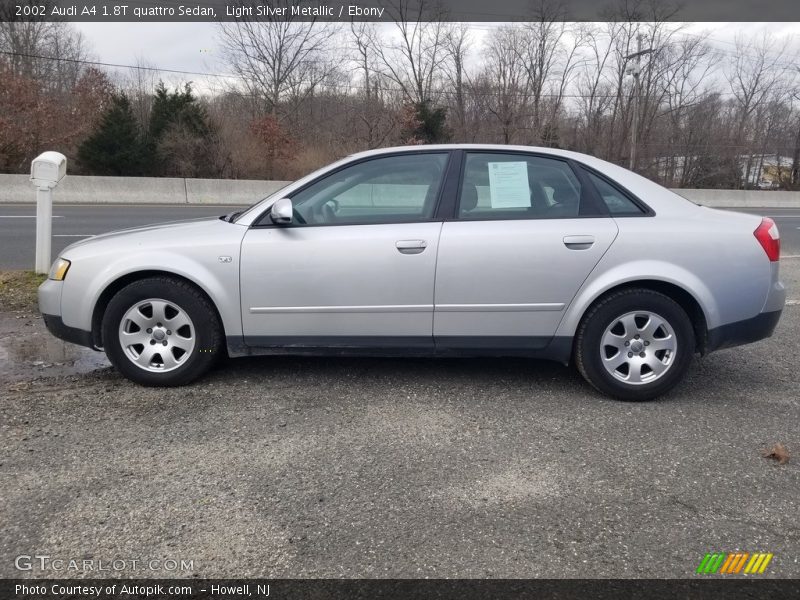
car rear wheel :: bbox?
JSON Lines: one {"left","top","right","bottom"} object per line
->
{"left": 102, "top": 277, "right": 223, "bottom": 386}
{"left": 575, "top": 288, "right": 695, "bottom": 401}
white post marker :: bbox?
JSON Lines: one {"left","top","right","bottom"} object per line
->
{"left": 30, "top": 151, "right": 67, "bottom": 274}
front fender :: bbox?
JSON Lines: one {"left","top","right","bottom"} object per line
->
{"left": 58, "top": 220, "right": 245, "bottom": 337}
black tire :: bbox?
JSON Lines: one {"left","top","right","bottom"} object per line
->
{"left": 101, "top": 277, "right": 223, "bottom": 386}
{"left": 574, "top": 288, "right": 695, "bottom": 401}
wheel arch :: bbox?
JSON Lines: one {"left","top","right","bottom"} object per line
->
{"left": 577, "top": 280, "right": 709, "bottom": 354}
{"left": 90, "top": 270, "right": 226, "bottom": 349}
{"left": 557, "top": 261, "right": 718, "bottom": 356}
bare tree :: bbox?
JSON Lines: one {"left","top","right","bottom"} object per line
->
{"left": 442, "top": 22, "right": 471, "bottom": 141}
{"left": 373, "top": 0, "right": 449, "bottom": 105}
{"left": 0, "top": 7, "right": 90, "bottom": 95}
{"left": 654, "top": 34, "right": 718, "bottom": 185}
{"left": 122, "top": 56, "right": 159, "bottom": 130}
{"left": 792, "top": 90, "right": 800, "bottom": 188}
{"left": 574, "top": 24, "right": 616, "bottom": 154}
{"left": 515, "top": 0, "right": 573, "bottom": 143}
{"left": 346, "top": 22, "right": 395, "bottom": 148}
{"left": 475, "top": 25, "right": 531, "bottom": 144}
{"left": 726, "top": 33, "right": 795, "bottom": 187}
{"left": 217, "top": 1, "right": 339, "bottom": 118}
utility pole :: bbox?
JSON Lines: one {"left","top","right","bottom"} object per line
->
{"left": 792, "top": 91, "right": 800, "bottom": 189}
{"left": 626, "top": 34, "right": 654, "bottom": 171}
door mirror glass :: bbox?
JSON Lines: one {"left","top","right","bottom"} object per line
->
{"left": 270, "top": 197, "right": 293, "bottom": 224}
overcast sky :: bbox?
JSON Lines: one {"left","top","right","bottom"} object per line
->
{"left": 74, "top": 21, "right": 800, "bottom": 91}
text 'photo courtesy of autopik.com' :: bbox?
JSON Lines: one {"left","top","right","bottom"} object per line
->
{"left": 1, "top": 0, "right": 799, "bottom": 599}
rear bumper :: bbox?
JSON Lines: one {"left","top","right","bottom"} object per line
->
{"left": 42, "top": 314, "right": 95, "bottom": 349}
{"left": 706, "top": 310, "right": 782, "bottom": 352}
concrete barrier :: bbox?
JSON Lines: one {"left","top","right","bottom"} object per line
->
{"left": 0, "top": 174, "right": 291, "bottom": 205}
{"left": 1, "top": 173, "right": 798, "bottom": 208}
{"left": 669, "top": 188, "right": 800, "bottom": 208}
{"left": 185, "top": 178, "right": 290, "bottom": 205}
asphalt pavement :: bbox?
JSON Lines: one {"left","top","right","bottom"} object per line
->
{"left": 1, "top": 280, "right": 798, "bottom": 578}
{"left": 1, "top": 203, "right": 800, "bottom": 270}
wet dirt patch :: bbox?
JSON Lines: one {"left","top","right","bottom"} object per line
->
{"left": 0, "top": 312, "right": 110, "bottom": 382}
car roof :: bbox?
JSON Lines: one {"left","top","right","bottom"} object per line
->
{"left": 348, "top": 144, "right": 592, "bottom": 162}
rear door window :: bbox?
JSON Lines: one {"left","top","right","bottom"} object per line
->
{"left": 457, "top": 153, "right": 604, "bottom": 220}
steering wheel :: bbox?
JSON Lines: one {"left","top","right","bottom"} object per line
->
{"left": 321, "top": 199, "right": 338, "bottom": 223}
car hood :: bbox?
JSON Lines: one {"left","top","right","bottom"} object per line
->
{"left": 59, "top": 216, "right": 248, "bottom": 260}
{"left": 62, "top": 217, "right": 226, "bottom": 250}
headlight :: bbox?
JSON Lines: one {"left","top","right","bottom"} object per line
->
{"left": 49, "top": 258, "right": 71, "bottom": 281}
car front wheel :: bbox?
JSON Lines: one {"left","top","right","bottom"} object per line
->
{"left": 575, "top": 288, "right": 695, "bottom": 401}
{"left": 102, "top": 277, "right": 223, "bottom": 386}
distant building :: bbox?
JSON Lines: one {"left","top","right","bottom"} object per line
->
{"left": 745, "top": 155, "right": 794, "bottom": 189}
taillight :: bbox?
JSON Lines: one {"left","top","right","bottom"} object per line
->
{"left": 754, "top": 217, "right": 780, "bottom": 262}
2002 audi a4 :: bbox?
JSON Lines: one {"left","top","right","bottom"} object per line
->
{"left": 39, "top": 145, "right": 785, "bottom": 400}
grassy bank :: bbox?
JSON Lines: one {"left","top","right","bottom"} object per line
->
{"left": 0, "top": 271, "right": 46, "bottom": 313}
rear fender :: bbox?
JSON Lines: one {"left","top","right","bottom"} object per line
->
{"left": 555, "top": 260, "right": 718, "bottom": 338}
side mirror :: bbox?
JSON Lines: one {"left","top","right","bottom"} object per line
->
{"left": 270, "top": 197, "right": 293, "bottom": 225}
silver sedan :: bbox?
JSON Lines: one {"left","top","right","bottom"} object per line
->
{"left": 39, "top": 145, "right": 785, "bottom": 400}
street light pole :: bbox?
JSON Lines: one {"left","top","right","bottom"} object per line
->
{"left": 626, "top": 34, "right": 654, "bottom": 171}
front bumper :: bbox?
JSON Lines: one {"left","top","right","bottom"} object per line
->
{"left": 38, "top": 278, "right": 63, "bottom": 316}
{"left": 42, "top": 314, "right": 95, "bottom": 349}
{"left": 38, "top": 277, "right": 95, "bottom": 349}
{"left": 706, "top": 309, "right": 782, "bottom": 352}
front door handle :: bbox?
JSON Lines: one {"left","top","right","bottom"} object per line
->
{"left": 563, "top": 235, "right": 595, "bottom": 250}
{"left": 396, "top": 240, "right": 427, "bottom": 254}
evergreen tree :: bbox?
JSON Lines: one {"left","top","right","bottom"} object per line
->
{"left": 400, "top": 101, "right": 451, "bottom": 144}
{"left": 146, "top": 82, "right": 215, "bottom": 176}
{"left": 148, "top": 82, "right": 210, "bottom": 141}
{"left": 77, "top": 93, "right": 147, "bottom": 175}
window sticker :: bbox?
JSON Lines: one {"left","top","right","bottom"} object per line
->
{"left": 487, "top": 161, "right": 530, "bottom": 208}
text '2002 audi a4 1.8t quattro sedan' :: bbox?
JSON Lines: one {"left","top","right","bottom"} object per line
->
{"left": 39, "top": 145, "right": 785, "bottom": 401}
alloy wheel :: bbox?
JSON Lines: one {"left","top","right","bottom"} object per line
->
{"left": 118, "top": 298, "right": 196, "bottom": 372}
{"left": 600, "top": 310, "right": 677, "bottom": 385}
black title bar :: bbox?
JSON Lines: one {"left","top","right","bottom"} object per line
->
{"left": 3, "top": 579, "right": 800, "bottom": 600}
{"left": 3, "top": 0, "right": 800, "bottom": 22}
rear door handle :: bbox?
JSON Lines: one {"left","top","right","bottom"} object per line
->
{"left": 563, "top": 235, "right": 595, "bottom": 250}
{"left": 396, "top": 240, "right": 427, "bottom": 254}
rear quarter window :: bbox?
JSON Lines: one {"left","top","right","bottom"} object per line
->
{"left": 584, "top": 170, "right": 645, "bottom": 216}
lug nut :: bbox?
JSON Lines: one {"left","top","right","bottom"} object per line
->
{"left": 639, "top": 352, "right": 646, "bottom": 358}
{"left": 150, "top": 340, "right": 156, "bottom": 345}
{"left": 162, "top": 341, "right": 168, "bottom": 346}
{"left": 627, "top": 352, "right": 633, "bottom": 358}
{"left": 644, "top": 341, "right": 650, "bottom": 346}
{"left": 624, "top": 341, "right": 630, "bottom": 346}
{"left": 166, "top": 330, "right": 172, "bottom": 335}
{"left": 146, "top": 328, "right": 152, "bottom": 333}
{"left": 156, "top": 322, "right": 162, "bottom": 327}
{"left": 634, "top": 334, "right": 640, "bottom": 339}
